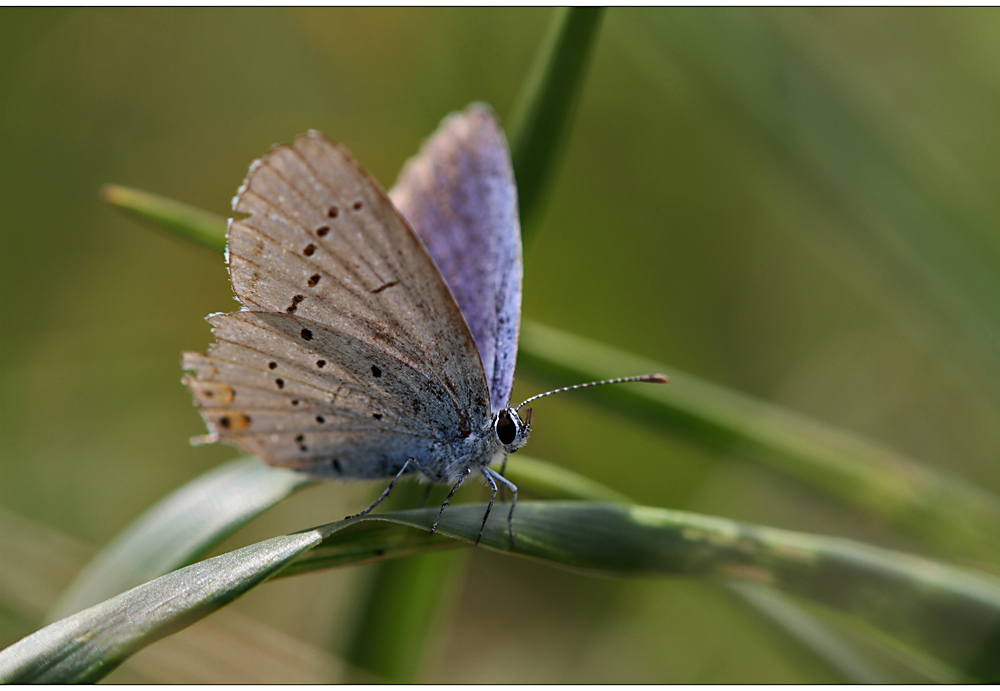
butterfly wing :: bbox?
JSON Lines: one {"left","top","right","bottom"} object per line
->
{"left": 390, "top": 104, "right": 522, "bottom": 412}
{"left": 183, "top": 132, "right": 493, "bottom": 479}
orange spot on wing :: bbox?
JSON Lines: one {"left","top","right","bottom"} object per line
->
{"left": 191, "top": 381, "right": 235, "bottom": 404}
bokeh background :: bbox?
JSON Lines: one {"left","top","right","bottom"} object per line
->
{"left": 4, "top": 7, "right": 1000, "bottom": 682}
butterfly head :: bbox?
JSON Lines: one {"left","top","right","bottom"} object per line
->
{"left": 494, "top": 407, "right": 531, "bottom": 453}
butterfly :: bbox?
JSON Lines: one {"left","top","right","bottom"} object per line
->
{"left": 182, "top": 103, "right": 665, "bottom": 546}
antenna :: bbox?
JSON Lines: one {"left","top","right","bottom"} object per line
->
{"left": 515, "top": 374, "right": 668, "bottom": 410}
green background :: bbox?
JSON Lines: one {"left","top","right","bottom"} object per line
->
{"left": 3, "top": 7, "right": 1000, "bottom": 682}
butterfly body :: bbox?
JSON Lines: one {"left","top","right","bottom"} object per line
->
{"left": 183, "top": 104, "right": 527, "bottom": 540}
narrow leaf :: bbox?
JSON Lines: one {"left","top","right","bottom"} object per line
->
{"left": 8, "top": 502, "right": 1000, "bottom": 682}
{"left": 100, "top": 184, "right": 227, "bottom": 253}
{"left": 0, "top": 529, "right": 325, "bottom": 683}
{"left": 367, "top": 502, "right": 1000, "bottom": 681}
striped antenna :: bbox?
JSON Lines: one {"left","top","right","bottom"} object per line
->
{"left": 515, "top": 374, "right": 668, "bottom": 411}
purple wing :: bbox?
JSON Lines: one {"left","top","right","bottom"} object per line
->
{"left": 390, "top": 103, "right": 522, "bottom": 411}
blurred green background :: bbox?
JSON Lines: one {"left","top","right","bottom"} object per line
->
{"left": 4, "top": 7, "right": 1000, "bottom": 682}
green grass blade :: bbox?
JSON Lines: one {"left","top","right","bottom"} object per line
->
{"left": 517, "top": 319, "right": 1000, "bottom": 559}
{"left": 505, "top": 453, "right": 631, "bottom": 502}
{"left": 367, "top": 502, "right": 1000, "bottom": 681}
{"left": 100, "top": 184, "right": 227, "bottom": 253}
{"left": 47, "top": 457, "right": 316, "bottom": 622}
{"left": 511, "top": 455, "right": 889, "bottom": 682}
{"left": 8, "top": 501, "right": 1000, "bottom": 682}
{"left": 507, "top": 7, "right": 604, "bottom": 239}
{"left": 0, "top": 529, "right": 326, "bottom": 683}
{"left": 344, "top": 549, "right": 465, "bottom": 682}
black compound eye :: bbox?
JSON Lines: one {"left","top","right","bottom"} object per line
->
{"left": 496, "top": 413, "right": 517, "bottom": 445}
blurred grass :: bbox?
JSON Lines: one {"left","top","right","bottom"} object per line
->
{"left": 5, "top": 6, "right": 1000, "bottom": 683}
{"left": 508, "top": 7, "right": 604, "bottom": 240}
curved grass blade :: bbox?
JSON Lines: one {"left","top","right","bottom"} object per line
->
{"left": 517, "top": 319, "right": 1000, "bottom": 561}
{"left": 100, "top": 184, "right": 227, "bottom": 253}
{"left": 507, "top": 7, "right": 604, "bottom": 239}
{"left": 47, "top": 457, "right": 316, "bottom": 622}
{"left": 509, "top": 454, "right": 892, "bottom": 683}
{"left": 0, "top": 529, "right": 326, "bottom": 683}
{"left": 372, "top": 502, "right": 1000, "bottom": 681}
{"left": 8, "top": 501, "right": 1000, "bottom": 682}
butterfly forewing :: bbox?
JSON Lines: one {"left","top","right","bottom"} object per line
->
{"left": 184, "top": 132, "right": 493, "bottom": 478}
{"left": 390, "top": 104, "right": 522, "bottom": 412}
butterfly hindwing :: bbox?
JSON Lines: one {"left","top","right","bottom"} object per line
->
{"left": 390, "top": 104, "right": 522, "bottom": 412}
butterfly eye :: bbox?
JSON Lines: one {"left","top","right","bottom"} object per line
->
{"left": 495, "top": 411, "right": 517, "bottom": 445}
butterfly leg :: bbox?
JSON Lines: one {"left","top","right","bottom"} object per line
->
{"left": 345, "top": 458, "right": 415, "bottom": 520}
{"left": 486, "top": 467, "right": 518, "bottom": 548}
{"left": 477, "top": 467, "right": 499, "bottom": 546}
{"left": 430, "top": 467, "right": 471, "bottom": 536}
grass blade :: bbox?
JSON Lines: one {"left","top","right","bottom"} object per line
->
{"left": 507, "top": 7, "right": 605, "bottom": 238}
{"left": 100, "top": 184, "right": 227, "bottom": 253}
{"left": 0, "top": 529, "right": 326, "bottom": 683}
{"left": 47, "top": 457, "right": 316, "bottom": 622}
{"left": 517, "top": 319, "right": 1000, "bottom": 560}
{"left": 368, "top": 502, "right": 1000, "bottom": 681}
{"left": 8, "top": 501, "right": 1000, "bottom": 682}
